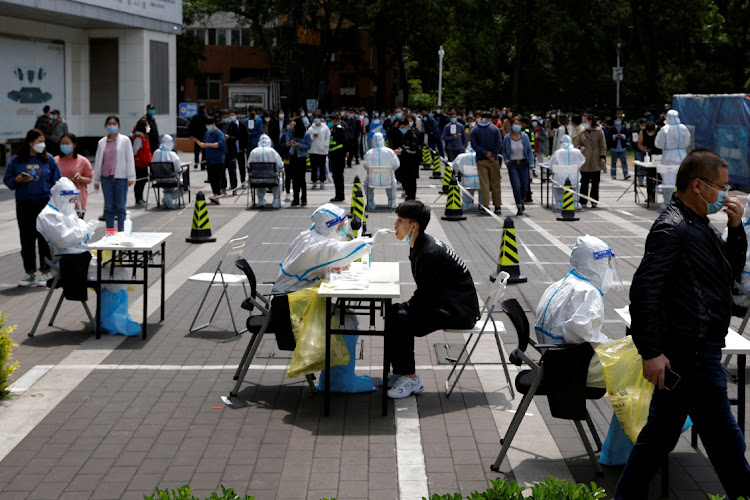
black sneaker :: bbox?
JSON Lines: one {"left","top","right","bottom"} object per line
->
{"left": 624, "top": 175, "right": 631, "bottom": 180}
{"left": 494, "top": 207, "right": 502, "bottom": 215}
{"left": 291, "top": 200, "right": 300, "bottom": 207}
{"left": 330, "top": 197, "right": 344, "bottom": 202}
{"left": 210, "top": 197, "right": 220, "bottom": 205}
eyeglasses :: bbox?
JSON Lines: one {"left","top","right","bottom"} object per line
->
{"left": 700, "top": 178, "right": 730, "bottom": 195}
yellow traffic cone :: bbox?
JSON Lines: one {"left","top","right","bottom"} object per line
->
{"left": 490, "top": 217, "right": 526, "bottom": 283}
{"left": 557, "top": 177, "right": 579, "bottom": 221}
{"left": 186, "top": 191, "right": 216, "bottom": 243}
{"left": 441, "top": 175, "right": 466, "bottom": 221}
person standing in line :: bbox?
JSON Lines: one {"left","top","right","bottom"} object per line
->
{"left": 328, "top": 114, "right": 347, "bottom": 202}
{"left": 34, "top": 106, "right": 52, "bottom": 136}
{"left": 247, "top": 107, "right": 263, "bottom": 150}
{"left": 232, "top": 109, "right": 249, "bottom": 189}
{"left": 47, "top": 109, "right": 68, "bottom": 156}
{"left": 308, "top": 113, "right": 330, "bottom": 190}
{"left": 390, "top": 119, "right": 420, "bottom": 201}
{"left": 144, "top": 104, "right": 160, "bottom": 154}
{"left": 218, "top": 109, "right": 239, "bottom": 195}
{"left": 192, "top": 116, "right": 225, "bottom": 205}
{"left": 55, "top": 133, "right": 93, "bottom": 219}
{"left": 616, "top": 149, "right": 750, "bottom": 499}
{"left": 287, "top": 119, "right": 312, "bottom": 207}
{"left": 93, "top": 116, "right": 135, "bottom": 230}
{"left": 131, "top": 118, "right": 152, "bottom": 206}
{"left": 573, "top": 114, "right": 606, "bottom": 208}
{"left": 189, "top": 103, "right": 208, "bottom": 169}
{"left": 280, "top": 120, "right": 293, "bottom": 202}
{"left": 501, "top": 117, "right": 535, "bottom": 216}
{"left": 442, "top": 110, "right": 467, "bottom": 162}
{"left": 470, "top": 111, "right": 503, "bottom": 214}
{"left": 3, "top": 128, "right": 61, "bottom": 287}
{"left": 608, "top": 117, "right": 630, "bottom": 180}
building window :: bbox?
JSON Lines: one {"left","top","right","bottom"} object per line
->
{"left": 217, "top": 29, "right": 227, "bottom": 45}
{"left": 89, "top": 38, "right": 119, "bottom": 113}
{"left": 231, "top": 29, "right": 241, "bottom": 46}
{"left": 242, "top": 29, "right": 252, "bottom": 46}
{"left": 340, "top": 74, "right": 356, "bottom": 96}
{"left": 192, "top": 29, "right": 206, "bottom": 45}
{"left": 198, "top": 73, "right": 222, "bottom": 101}
{"left": 149, "top": 41, "right": 169, "bottom": 112}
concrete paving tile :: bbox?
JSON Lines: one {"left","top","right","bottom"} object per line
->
{"left": 367, "top": 471, "right": 398, "bottom": 489}
{"left": 247, "top": 472, "right": 281, "bottom": 491}
{"left": 0, "top": 492, "right": 30, "bottom": 500}
{"left": 308, "top": 472, "right": 338, "bottom": 490}
{"left": 90, "top": 481, "right": 128, "bottom": 499}
{"left": 276, "top": 480, "right": 308, "bottom": 499}
{"left": 425, "top": 457, "right": 455, "bottom": 473}
{"left": 64, "top": 473, "right": 104, "bottom": 492}
{"left": 27, "top": 482, "right": 67, "bottom": 500}
{"left": 307, "top": 490, "right": 337, "bottom": 500}
{"left": 126, "top": 473, "right": 163, "bottom": 493}
{"left": 189, "top": 472, "right": 222, "bottom": 491}
{"left": 102, "top": 466, "right": 137, "bottom": 484}
{"left": 368, "top": 457, "right": 396, "bottom": 474}
{"left": 338, "top": 480, "right": 368, "bottom": 498}
{"left": 254, "top": 458, "right": 285, "bottom": 474}
{"left": 79, "top": 459, "right": 115, "bottom": 475}
{"left": 367, "top": 488, "right": 398, "bottom": 500}
{"left": 339, "top": 463, "right": 368, "bottom": 481}
{"left": 136, "top": 459, "right": 171, "bottom": 474}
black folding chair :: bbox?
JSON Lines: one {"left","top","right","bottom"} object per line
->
{"left": 490, "top": 298, "right": 605, "bottom": 474}
{"left": 245, "top": 162, "right": 280, "bottom": 209}
{"left": 146, "top": 161, "right": 185, "bottom": 209}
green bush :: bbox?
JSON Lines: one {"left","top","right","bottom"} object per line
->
{"left": 0, "top": 312, "right": 19, "bottom": 400}
{"left": 424, "top": 477, "right": 606, "bottom": 500}
{"left": 143, "top": 484, "right": 254, "bottom": 500}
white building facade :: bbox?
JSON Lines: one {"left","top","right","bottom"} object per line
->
{"left": 0, "top": 0, "right": 181, "bottom": 157}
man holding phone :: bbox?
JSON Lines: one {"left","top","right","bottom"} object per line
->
{"left": 616, "top": 150, "right": 750, "bottom": 499}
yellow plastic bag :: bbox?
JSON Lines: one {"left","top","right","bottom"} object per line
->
{"left": 595, "top": 335, "right": 654, "bottom": 443}
{"left": 287, "top": 284, "right": 350, "bottom": 378}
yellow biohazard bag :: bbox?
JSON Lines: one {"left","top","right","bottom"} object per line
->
{"left": 595, "top": 335, "right": 654, "bottom": 443}
{"left": 287, "top": 284, "right": 350, "bottom": 378}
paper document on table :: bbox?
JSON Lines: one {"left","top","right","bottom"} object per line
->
{"left": 328, "top": 273, "right": 369, "bottom": 290}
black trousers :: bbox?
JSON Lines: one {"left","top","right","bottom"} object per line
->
{"left": 223, "top": 153, "right": 237, "bottom": 190}
{"left": 194, "top": 143, "right": 204, "bottom": 168}
{"left": 291, "top": 155, "right": 307, "bottom": 204}
{"left": 346, "top": 139, "right": 359, "bottom": 166}
{"left": 134, "top": 167, "right": 148, "bottom": 202}
{"left": 309, "top": 153, "right": 327, "bottom": 183}
{"left": 284, "top": 162, "right": 292, "bottom": 194}
{"left": 236, "top": 151, "right": 246, "bottom": 183}
{"left": 399, "top": 164, "right": 418, "bottom": 201}
{"left": 16, "top": 198, "right": 51, "bottom": 274}
{"left": 580, "top": 171, "right": 601, "bottom": 206}
{"left": 207, "top": 163, "right": 223, "bottom": 196}
{"left": 386, "top": 302, "right": 473, "bottom": 375}
{"left": 330, "top": 151, "right": 346, "bottom": 199}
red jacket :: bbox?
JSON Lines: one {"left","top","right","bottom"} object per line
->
{"left": 133, "top": 133, "right": 151, "bottom": 168}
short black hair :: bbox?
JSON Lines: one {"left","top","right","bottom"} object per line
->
{"left": 571, "top": 114, "right": 582, "bottom": 126}
{"left": 675, "top": 149, "right": 728, "bottom": 192}
{"left": 398, "top": 118, "right": 409, "bottom": 127}
{"left": 645, "top": 121, "right": 656, "bottom": 131}
{"left": 105, "top": 115, "right": 120, "bottom": 126}
{"left": 18, "top": 128, "right": 48, "bottom": 163}
{"left": 206, "top": 116, "right": 217, "bottom": 125}
{"left": 43, "top": 105, "right": 50, "bottom": 113}
{"left": 395, "top": 200, "right": 430, "bottom": 233}
{"left": 481, "top": 111, "right": 492, "bottom": 119}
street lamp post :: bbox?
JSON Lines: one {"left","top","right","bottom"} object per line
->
{"left": 437, "top": 45, "right": 445, "bottom": 107}
{"left": 613, "top": 42, "right": 623, "bottom": 108}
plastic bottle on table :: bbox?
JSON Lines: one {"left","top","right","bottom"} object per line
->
{"left": 124, "top": 211, "right": 133, "bottom": 236}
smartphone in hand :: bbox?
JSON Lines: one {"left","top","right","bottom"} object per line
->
{"left": 20, "top": 171, "right": 32, "bottom": 179}
{"left": 664, "top": 369, "right": 681, "bottom": 391}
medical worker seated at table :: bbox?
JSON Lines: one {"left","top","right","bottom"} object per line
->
{"left": 273, "top": 203, "right": 393, "bottom": 392}
{"left": 37, "top": 177, "right": 97, "bottom": 258}
{"left": 534, "top": 234, "right": 622, "bottom": 387}
{"left": 384, "top": 200, "right": 480, "bottom": 398}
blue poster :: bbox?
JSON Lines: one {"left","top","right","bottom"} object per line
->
{"left": 179, "top": 102, "right": 198, "bottom": 118}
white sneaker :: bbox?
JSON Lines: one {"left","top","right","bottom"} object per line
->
{"left": 36, "top": 272, "right": 51, "bottom": 287}
{"left": 387, "top": 375, "right": 424, "bottom": 399}
{"left": 319, "top": 182, "right": 325, "bottom": 190}
{"left": 312, "top": 182, "right": 318, "bottom": 190}
{"left": 18, "top": 273, "right": 37, "bottom": 287}
{"left": 284, "top": 193, "right": 291, "bottom": 202}
{"left": 241, "top": 181, "right": 248, "bottom": 189}
{"left": 379, "top": 373, "right": 402, "bottom": 389}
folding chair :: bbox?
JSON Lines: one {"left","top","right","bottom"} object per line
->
{"left": 244, "top": 162, "right": 280, "bottom": 209}
{"left": 29, "top": 255, "right": 96, "bottom": 337}
{"left": 146, "top": 161, "right": 186, "bottom": 210}
{"left": 188, "top": 236, "right": 249, "bottom": 335}
{"left": 444, "top": 271, "right": 514, "bottom": 398}
{"left": 490, "top": 298, "right": 605, "bottom": 474}
{"left": 365, "top": 165, "right": 396, "bottom": 211}
{"left": 230, "top": 258, "right": 316, "bottom": 396}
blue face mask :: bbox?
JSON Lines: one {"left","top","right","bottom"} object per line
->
{"left": 60, "top": 144, "right": 74, "bottom": 155}
{"left": 395, "top": 113, "right": 402, "bottom": 119}
{"left": 313, "top": 118, "right": 321, "bottom": 125}
{"left": 149, "top": 109, "right": 156, "bottom": 115}
{"left": 206, "top": 125, "right": 214, "bottom": 132}
{"left": 336, "top": 226, "right": 348, "bottom": 238}
{"left": 582, "top": 122, "right": 590, "bottom": 129}
{"left": 400, "top": 225, "right": 415, "bottom": 245}
{"left": 222, "top": 117, "right": 230, "bottom": 123}
{"left": 399, "top": 128, "right": 407, "bottom": 134}
{"left": 373, "top": 113, "right": 379, "bottom": 117}
{"left": 327, "top": 121, "right": 333, "bottom": 128}
{"left": 450, "top": 117, "right": 457, "bottom": 123}
{"left": 615, "top": 120, "right": 622, "bottom": 126}
{"left": 512, "top": 124, "right": 522, "bottom": 132}
{"left": 701, "top": 182, "right": 727, "bottom": 214}
{"left": 106, "top": 125, "right": 119, "bottom": 135}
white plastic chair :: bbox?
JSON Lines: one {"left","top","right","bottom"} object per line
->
{"left": 656, "top": 164, "right": 679, "bottom": 209}
{"left": 365, "top": 166, "right": 396, "bottom": 210}
{"left": 444, "top": 271, "right": 514, "bottom": 398}
{"left": 188, "top": 236, "right": 249, "bottom": 335}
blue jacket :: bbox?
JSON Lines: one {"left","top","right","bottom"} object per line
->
{"left": 248, "top": 117, "right": 263, "bottom": 147}
{"left": 470, "top": 121, "right": 502, "bottom": 160}
{"left": 501, "top": 132, "right": 535, "bottom": 167}
{"left": 289, "top": 132, "right": 312, "bottom": 157}
{"left": 3, "top": 153, "right": 61, "bottom": 200}
{"left": 442, "top": 122, "right": 467, "bottom": 151}
{"left": 203, "top": 127, "right": 226, "bottom": 165}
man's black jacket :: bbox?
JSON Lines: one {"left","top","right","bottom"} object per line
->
{"left": 407, "top": 232, "right": 480, "bottom": 325}
{"left": 630, "top": 195, "right": 747, "bottom": 359}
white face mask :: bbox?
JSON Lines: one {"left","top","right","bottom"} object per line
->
{"left": 146, "top": 126, "right": 151, "bottom": 134}
{"left": 32, "top": 142, "right": 46, "bottom": 154}
{"left": 279, "top": 114, "right": 285, "bottom": 120}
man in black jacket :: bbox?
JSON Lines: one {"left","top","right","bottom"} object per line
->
{"left": 189, "top": 104, "right": 208, "bottom": 169}
{"left": 390, "top": 120, "right": 421, "bottom": 201}
{"left": 616, "top": 149, "right": 750, "bottom": 499}
{"left": 219, "top": 109, "right": 239, "bottom": 194}
{"left": 328, "top": 114, "right": 347, "bottom": 202}
{"left": 385, "top": 201, "right": 480, "bottom": 398}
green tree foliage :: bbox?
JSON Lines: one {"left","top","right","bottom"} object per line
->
{"left": 181, "top": 0, "right": 750, "bottom": 110}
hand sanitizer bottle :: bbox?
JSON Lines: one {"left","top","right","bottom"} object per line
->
{"left": 123, "top": 211, "right": 133, "bottom": 236}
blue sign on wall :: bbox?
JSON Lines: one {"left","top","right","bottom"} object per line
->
{"left": 179, "top": 102, "right": 198, "bottom": 118}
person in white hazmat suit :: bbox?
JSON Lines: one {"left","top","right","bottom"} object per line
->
{"left": 548, "top": 134, "right": 584, "bottom": 210}
{"left": 273, "top": 203, "right": 394, "bottom": 392}
{"left": 452, "top": 145, "right": 480, "bottom": 211}
{"left": 248, "top": 133, "right": 284, "bottom": 208}
{"left": 363, "top": 132, "right": 399, "bottom": 210}
{"left": 36, "top": 177, "right": 96, "bottom": 257}
{"left": 534, "top": 234, "right": 623, "bottom": 388}
{"left": 726, "top": 194, "right": 750, "bottom": 309}
{"left": 150, "top": 134, "right": 183, "bottom": 209}
{"left": 654, "top": 110, "right": 691, "bottom": 208}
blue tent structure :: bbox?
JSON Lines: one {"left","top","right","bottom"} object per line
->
{"left": 672, "top": 94, "right": 750, "bottom": 188}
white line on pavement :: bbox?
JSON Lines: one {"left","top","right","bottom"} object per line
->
{"left": 395, "top": 397, "right": 429, "bottom": 500}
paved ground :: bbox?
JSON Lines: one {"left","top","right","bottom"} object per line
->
{"left": 0, "top": 154, "right": 748, "bottom": 499}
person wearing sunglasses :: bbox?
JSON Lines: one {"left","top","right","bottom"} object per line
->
{"left": 617, "top": 149, "right": 750, "bottom": 499}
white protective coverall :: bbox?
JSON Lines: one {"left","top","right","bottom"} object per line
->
{"left": 248, "top": 134, "right": 284, "bottom": 208}
{"left": 452, "top": 146, "right": 479, "bottom": 211}
{"left": 727, "top": 195, "right": 750, "bottom": 308}
{"left": 548, "top": 134, "right": 584, "bottom": 209}
{"left": 150, "top": 134, "right": 183, "bottom": 208}
{"left": 654, "top": 110, "right": 691, "bottom": 166}
{"left": 534, "top": 235, "right": 622, "bottom": 387}
{"left": 363, "top": 132, "right": 400, "bottom": 210}
{"left": 36, "top": 177, "right": 96, "bottom": 257}
{"left": 273, "top": 203, "right": 392, "bottom": 294}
